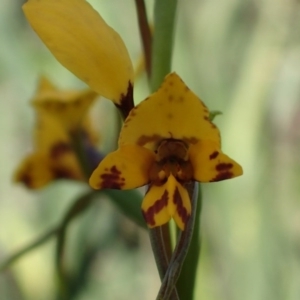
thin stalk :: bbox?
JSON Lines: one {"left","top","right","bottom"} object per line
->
{"left": 0, "top": 227, "right": 59, "bottom": 271}
{"left": 135, "top": 0, "right": 152, "bottom": 78}
{"left": 147, "top": 0, "right": 179, "bottom": 298}
{"left": 70, "top": 128, "right": 92, "bottom": 180}
{"left": 177, "top": 184, "right": 202, "bottom": 299}
{"left": 150, "top": 0, "right": 178, "bottom": 91}
{"left": 156, "top": 183, "right": 199, "bottom": 300}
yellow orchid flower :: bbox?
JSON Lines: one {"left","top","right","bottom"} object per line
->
{"left": 22, "top": 0, "right": 243, "bottom": 229}
{"left": 14, "top": 77, "right": 99, "bottom": 189}
{"left": 90, "top": 73, "right": 243, "bottom": 230}
{"left": 23, "top": 0, "right": 134, "bottom": 116}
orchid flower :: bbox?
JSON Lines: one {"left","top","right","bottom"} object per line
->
{"left": 23, "top": 0, "right": 243, "bottom": 229}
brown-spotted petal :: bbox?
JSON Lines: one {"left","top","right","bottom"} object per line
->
{"left": 34, "top": 112, "right": 71, "bottom": 153}
{"left": 119, "top": 72, "right": 221, "bottom": 150}
{"left": 189, "top": 140, "right": 243, "bottom": 182}
{"left": 14, "top": 153, "right": 54, "bottom": 189}
{"left": 32, "top": 88, "right": 98, "bottom": 132}
{"left": 142, "top": 174, "right": 191, "bottom": 230}
{"left": 89, "top": 145, "right": 155, "bottom": 190}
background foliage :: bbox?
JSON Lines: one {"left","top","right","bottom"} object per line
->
{"left": 1, "top": 0, "right": 300, "bottom": 299}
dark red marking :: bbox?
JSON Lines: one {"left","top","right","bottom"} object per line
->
{"left": 54, "top": 167, "right": 76, "bottom": 180}
{"left": 210, "top": 171, "right": 233, "bottom": 182}
{"left": 100, "top": 165, "right": 125, "bottom": 189}
{"left": 209, "top": 151, "right": 219, "bottom": 160}
{"left": 116, "top": 81, "right": 134, "bottom": 119}
{"left": 50, "top": 142, "right": 72, "bottom": 159}
{"left": 173, "top": 187, "right": 190, "bottom": 226}
{"left": 21, "top": 173, "right": 33, "bottom": 188}
{"left": 142, "top": 190, "right": 169, "bottom": 226}
{"left": 216, "top": 163, "right": 233, "bottom": 171}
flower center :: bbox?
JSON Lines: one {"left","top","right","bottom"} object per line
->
{"left": 149, "top": 139, "right": 193, "bottom": 185}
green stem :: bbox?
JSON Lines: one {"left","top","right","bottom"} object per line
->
{"left": 70, "top": 129, "right": 92, "bottom": 180}
{"left": 149, "top": 225, "right": 179, "bottom": 300}
{"left": 156, "top": 183, "right": 199, "bottom": 300}
{"left": 0, "top": 227, "right": 59, "bottom": 271}
{"left": 150, "top": 0, "right": 178, "bottom": 91}
{"left": 147, "top": 0, "right": 179, "bottom": 298}
{"left": 176, "top": 184, "right": 202, "bottom": 300}
{"left": 135, "top": 0, "right": 152, "bottom": 78}
{"left": 149, "top": 225, "right": 172, "bottom": 278}
{"left": 0, "top": 189, "right": 145, "bottom": 273}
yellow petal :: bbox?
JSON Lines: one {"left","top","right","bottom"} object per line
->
{"left": 14, "top": 153, "right": 54, "bottom": 189}
{"left": 189, "top": 140, "right": 243, "bottom": 182}
{"left": 142, "top": 184, "right": 171, "bottom": 228}
{"left": 14, "top": 147, "right": 84, "bottom": 189}
{"left": 89, "top": 145, "right": 155, "bottom": 190}
{"left": 170, "top": 177, "right": 192, "bottom": 230}
{"left": 34, "top": 112, "right": 71, "bottom": 153}
{"left": 119, "top": 72, "right": 220, "bottom": 150}
{"left": 23, "top": 0, "right": 134, "bottom": 103}
{"left": 32, "top": 89, "right": 98, "bottom": 131}
{"left": 142, "top": 174, "right": 191, "bottom": 230}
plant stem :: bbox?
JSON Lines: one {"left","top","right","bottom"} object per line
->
{"left": 70, "top": 128, "right": 92, "bottom": 180}
{"left": 150, "top": 0, "right": 178, "bottom": 91}
{"left": 146, "top": 0, "right": 179, "bottom": 298}
{"left": 0, "top": 227, "right": 59, "bottom": 271}
{"left": 156, "top": 183, "right": 199, "bottom": 300}
{"left": 135, "top": 0, "right": 152, "bottom": 79}
{"left": 176, "top": 184, "right": 202, "bottom": 299}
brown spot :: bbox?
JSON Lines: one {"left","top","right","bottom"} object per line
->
{"left": 142, "top": 190, "right": 169, "bottom": 226}
{"left": 54, "top": 167, "right": 77, "bottom": 180}
{"left": 216, "top": 163, "right": 233, "bottom": 171}
{"left": 204, "top": 116, "right": 209, "bottom": 121}
{"left": 59, "top": 102, "right": 66, "bottom": 109}
{"left": 50, "top": 142, "right": 72, "bottom": 159}
{"left": 73, "top": 99, "right": 80, "bottom": 106}
{"left": 173, "top": 187, "right": 190, "bottom": 226}
{"left": 209, "top": 151, "right": 219, "bottom": 160}
{"left": 169, "top": 81, "right": 174, "bottom": 86}
{"left": 210, "top": 171, "right": 233, "bottom": 182}
{"left": 100, "top": 165, "right": 125, "bottom": 189}
{"left": 179, "top": 96, "right": 184, "bottom": 102}
{"left": 167, "top": 113, "right": 173, "bottom": 119}
{"left": 20, "top": 173, "right": 33, "bottom": 188}
{"left": 116, "top": 81, "right": 134, "bottom": 119}
{"left": 168, "top": 95, "right": 173, "bottom": 102}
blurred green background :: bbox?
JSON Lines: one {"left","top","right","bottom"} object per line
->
{"left": 1, "top": 0, "right": 300, "bottom": 299}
